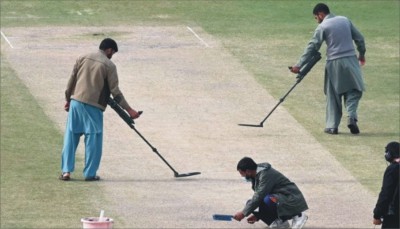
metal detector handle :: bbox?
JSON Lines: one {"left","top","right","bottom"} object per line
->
{"left": 107, "top": 97, "right": 140, "bottom": 127}
{"left": 296, "top": 51, "right": 322, "bottom": 80}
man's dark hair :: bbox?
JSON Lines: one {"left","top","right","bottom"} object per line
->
{"left": 313, "top": 3, "right": 330, "bottom": 15}
{"left": 237, "top": 157, "right": 257, "bottom": 171}
{"left": 386, "top": 141, "right": 400, "bottom": 158}
{"left": 99, "top": 38, "right": 118, "bottom": 52}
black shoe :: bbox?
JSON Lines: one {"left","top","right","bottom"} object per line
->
{"left": 85, "top": 176, "right": 100, "bottom": 181}
{"left": 347, "top": 118, "right": 360, "bottom": 134}
{"left": 324, "top": 128, "right": 338, "bottom": 135}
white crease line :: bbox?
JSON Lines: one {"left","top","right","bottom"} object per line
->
{"left": 1, "top": 31, "right": 14, "bottom": 49}
{"left": 187, "top": 26, "right": 209, "bottom": 48}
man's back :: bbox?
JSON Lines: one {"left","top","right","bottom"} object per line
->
{"left": 320, "top": 15, "right": 356, "bottom": 60}
{"left": 72, "top": 51, "right": 117, "bottom": 110}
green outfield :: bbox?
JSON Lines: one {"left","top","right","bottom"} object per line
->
{"left": 1, "top": 0, "right": 399, "bottom": 228}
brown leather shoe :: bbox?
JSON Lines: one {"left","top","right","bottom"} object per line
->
{"left": 324, "top": 128, "right": 338, "bottom": 135}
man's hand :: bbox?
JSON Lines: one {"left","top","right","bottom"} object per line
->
{"left": 289, "top": 66, "right": 301, "bottom": 74}
{"left": 233, "top": 212, "right": 245, "bottom": 221}
{"left": 64, "top": 101, "right": 70, "bottom": 112}
{"left": 247, "top": 214, "right": 258, "bottom": 224}
{"left": 373, "top": 218, "right": 382, "bottom": 225}
{"left": 127, "top": 109, "right": 142, "bottom": 119}
{"left": 358, "top": 55, "right": 366, "bottom": 66}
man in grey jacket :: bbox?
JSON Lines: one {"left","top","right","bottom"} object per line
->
{"left": 233, "top": 157, "right": 308, "bottom": 229}
{"left": 290, "top": 3, "right": 366, "bottom": 135}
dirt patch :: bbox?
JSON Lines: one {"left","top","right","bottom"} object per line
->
{"left": 2, "top": 26, "right": 376, "bottom": 228}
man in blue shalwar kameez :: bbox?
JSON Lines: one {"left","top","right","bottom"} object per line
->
{"left": 60, "top": 38, "right": 141, "bottom": 181}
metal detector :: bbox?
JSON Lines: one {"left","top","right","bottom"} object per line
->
{"left": 107, "top": 98, "right": 201, "bottom": 178}
{"left": 238, "top": 51, "right": 322, "bottom": 128}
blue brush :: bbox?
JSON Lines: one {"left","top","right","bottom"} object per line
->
{"left": 212, "top": 214, "right": 234, "bottom": 221}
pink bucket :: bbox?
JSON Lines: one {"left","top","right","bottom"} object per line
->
{"left": 81, "top": 217, "right": 113, "bottom": 229}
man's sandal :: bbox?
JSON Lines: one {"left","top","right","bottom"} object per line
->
{"left": 59, "top": 173, "right": 70, "bottom": 181}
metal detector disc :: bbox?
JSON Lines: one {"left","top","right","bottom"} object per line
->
{"left": 174, "top": 172, "right": 201, "bottom": 178}
{"left": 238, "top": 123, "right": 263, "bottom": 128}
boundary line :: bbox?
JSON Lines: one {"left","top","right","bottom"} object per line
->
{"left": 186, "top": 26, "right": 209, "bottom": 48}
{"left": 1, "top": 31, "right": 14, "bottom": 49}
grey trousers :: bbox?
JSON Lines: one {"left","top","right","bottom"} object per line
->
{"left": 325, "top": 83, "right": 362, "bottom": 129}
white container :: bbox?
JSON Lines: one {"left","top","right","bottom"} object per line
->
{"left": 81, "top": 217, "right": 113, "bottom": 229}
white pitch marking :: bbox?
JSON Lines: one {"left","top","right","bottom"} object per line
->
{"left": 1, "top": 31, "right": 14, "bottom": 49}
{"left": 187, "top": 26, "right": 209, "bottom": 48}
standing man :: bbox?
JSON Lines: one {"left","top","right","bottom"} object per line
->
{"left": 233, "top": 157, "right": 308, "bottom": 229}
{"left": 59, "top": 38, "right": 141, "bottom": 181}
{"left": 373, "top": 141, "right": 399, "bottom": 228}
{"left": 290, "top": 3, "right": 366, "bottom": 135}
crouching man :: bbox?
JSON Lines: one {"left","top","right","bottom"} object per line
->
{"left": 233, "top": 157, "right": 308, "bottom": 229}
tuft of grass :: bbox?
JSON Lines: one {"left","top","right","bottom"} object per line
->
{"left": 0, "top": 55, "right": 108, "bottom": 228}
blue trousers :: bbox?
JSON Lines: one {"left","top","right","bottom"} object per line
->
{"left": 61, "top": 100, "right": 103, "bottom": 178}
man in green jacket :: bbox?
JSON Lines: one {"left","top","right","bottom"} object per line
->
{"left": 290, "top": 3, "right": 366, "bottom": 135}
{"left": 233, "top": 157, "right": 308, "bottom": 228}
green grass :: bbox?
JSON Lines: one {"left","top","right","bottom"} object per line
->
{"left": 0, "top": 56, "right": 108, "bottom": 228}
{"left": 1, "top": 0, "right": 399, "bottom": 227}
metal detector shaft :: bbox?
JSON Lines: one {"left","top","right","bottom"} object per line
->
{"left": 260, "top": 52, "right": 321, "bottom": 125}
{"left": 130, "top": 124, "right": 180, "bottom": 176}
{"left": 127, "top": 126, "right": 200, "bottom": 178}
{"left": 107, "top": 97, "right": 200, "bottom": 178}
{"left": 107, "top": 97, "right": 178, "bottom": 174}
{"left": 258, "top": 79, "right": 302, "bottom": 125}
{"left": 239, "top": 51, "right": 321, "bottom": 127}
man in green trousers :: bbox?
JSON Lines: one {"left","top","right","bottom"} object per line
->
{"left": 290, "top": 3, "right": 366, "bottom": 135}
